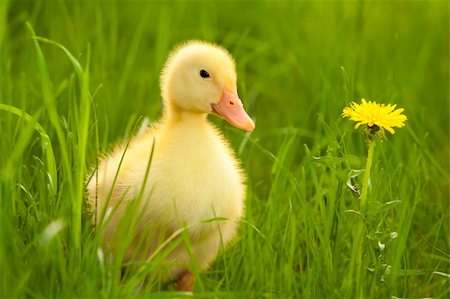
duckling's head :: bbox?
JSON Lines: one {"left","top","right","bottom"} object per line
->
{"left": 161, "top": 41, "right": 255, "bottom": 131}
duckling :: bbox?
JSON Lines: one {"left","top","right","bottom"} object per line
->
{"left": 87, "top": 40, "right": 255, "bottom": 291}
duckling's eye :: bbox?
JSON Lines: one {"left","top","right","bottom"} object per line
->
{"left": 199, "top": 69, "right": 210, "bottom": 78}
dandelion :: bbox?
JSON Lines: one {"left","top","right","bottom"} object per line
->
{"left": 342, "top": 98, "right": 407, "bottom": 297}
{"left": 342, "top": 98, "right": 407, "bottom": 136}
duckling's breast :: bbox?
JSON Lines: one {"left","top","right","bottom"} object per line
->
{"left": 138, "top": 122, "right": 245, "bottom": 236}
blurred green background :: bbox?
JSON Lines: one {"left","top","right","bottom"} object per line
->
{"left": 3, "top": 0, "right": 448, "bottom": 184}
{"left": 0, "top": 0, "right": 448, "bottom": 297}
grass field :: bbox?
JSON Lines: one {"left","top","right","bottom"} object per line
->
{"left": 1, "top": 0, "right": 449, "bottom": 297}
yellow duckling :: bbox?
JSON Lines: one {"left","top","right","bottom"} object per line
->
{"left": 87, "top": 40, "right": 255, "bottom": 291}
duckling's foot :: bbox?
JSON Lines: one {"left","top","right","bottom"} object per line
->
{"left": 176, "top": 270, "right": 195, "bottom": 292}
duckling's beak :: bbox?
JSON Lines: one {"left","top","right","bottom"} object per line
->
{"left": 211, "top": 89, "right": 255, "bottom": 131}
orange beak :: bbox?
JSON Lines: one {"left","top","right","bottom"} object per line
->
{"left": 211, "top": 89, "right": 255, "bottom": 132}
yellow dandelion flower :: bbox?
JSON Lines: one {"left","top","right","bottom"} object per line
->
{"left": 342, "top": 98, "right": 407, "bottom": 134}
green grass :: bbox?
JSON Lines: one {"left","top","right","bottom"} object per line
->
{"left": 1, "top": 0, "right": 449, "bottom": 297}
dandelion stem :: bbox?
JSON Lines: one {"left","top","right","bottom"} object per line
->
{"left": 345, "top": 138, "right": 376, "bottom": 297}
{"left": 360, "top": 139, "right": 375, "bottom": 210}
